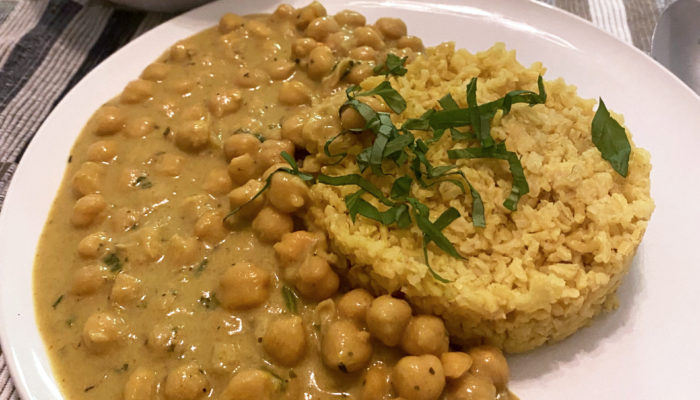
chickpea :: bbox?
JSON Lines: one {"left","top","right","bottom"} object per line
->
{"left": 445, "top": 373, "right": 496, "bottom": 400}
{"left": 220, "top": 370, "right": 274, "bottom": 400}
{"left": 71, "top": 194, "right": 106, "bottom": 227}
{"left": 228, "top": 179, "right": 266, "bottom": 218}
{"left": 468, "top": 346, "right": 509, "bottom": 392}
{"left": 93, "top": 105, "right": 125, "bottom": 135}
{"left": 349, "top": 45, "right": 377, "bottom": 61}
{"left": 155, "top": 153, "right": 184, "bottom": 177}
{"left": 169, "top": 41, "right": 192, "bottom": 62}
{"left": 194, "top": 210, "right": 229, "bottom": 245}
{"left": 401, "top": 315, "right": 449, "bottom": 356}
{"left": 163, "top": 363, "right": 209, "bottom": 400}
{"left": 180, "top": 105, "right": 206, "bottom": 123}
{"left": 268, "top": 172, "right": 309, "bottom": 213}
{"left": 246, "top": 20, "right": 273, "bottom": 38}
{"left": 169, "top": 77, "right": 195, "bottom": 95}
{"left": 147, "top": 323, "right": 178, "bottom": 353}
{"left": 82, "top": 312, "right": 126, "bottom": 353}
{"left": 111, "top": 272, "right": 142, "bottom": 305}
{"left": 361, "top": 95, "right": 391, "bottom": 112}
{"left": 354, "top": 26, "right": 385, "bottom": 50}
{"left": 124, "top": 116, "right": 156, "bottom": 137}
{"left": 392, "top": 355, "right": 446, "bottom": 400}
{"left": 281, "top": 113, "right": 307, "bottom": 147}
{"left": 258, "top": 139, "right": 295, "bottom": 168}
{"left": 335, "top": 10, "right": 366, "bottom": 27}
{"left": 306, "top": 16, "right": 340, "bottom": 41}
{"left": 72, "top": 161, "right": 103, "bottom": 197}
{"left": 337, "top": 288, "right": 373, "bottom": 324}
{"left": 273, "top": 230, "right": 319, "bottom": 264}
{"left": 292, "top": 38, "right": 318, "bottom": 58}
{"left": 208, "top": 88, "right": 242, "bottom": 117}
{"left": 123, "top": 367, "right": 158, "bottom": 400}
{"left": 366, "top": 295, "right": 412, "bottom": 346}
{"left": 251, "top": 206, "right": 293, "bottom": 243}
{"left": 340, "top": 107, "right": 366, "bottom": 130}
{"left": 265, "top": 58, "right": 296, "bottom": 81}
{"left": 181, "top": 194, "right": 213, "bottom": 221}
{"left": 202, "top": 168, "right": 232, "bottom": 194}
{"left": 223, "top": 133, "right": 261, "bottom": 161}
{"left": 219, "top": 13, "right": 244, "bottom": 34}
{"left": 228, "top": 153, "right": 260, "bottom": 186}
{"left": 86, "top": 140, "right": 118, "bottom": 162}
{"left": 70, "top": 264, "right": 105, "bottom": 295}
{"left": 121, "top": 79, "right": 155, "bottom": 104}
{"left": 175, "top": 120, "right": 210, "bottom": 152}
{"left": 325, "top": 31, "right": 355, "bottom": 56}
{"left": 398, "top": 35, "right": 424, "bottom": 52}
{"left": 262, "top": 315, "right": 306, "bottom": 366}
{"left": 441, "top": 352, "right": 473, "bottom": 380}
{"left": 110, "top": 207, "right": 139, "bottom": 232}
{"left": 279, "top": 80, "right": 312, "bottom": 105}
{"left": 296, "top": 256, "right": 339, "bottom": 301}
{"left": 233, "top": 67, "right": 268, "bottom": 89}
{"left": 361, "top": 363, "right": 391, "bottom": 400}
{"left": 295, "top": 1, "right": 327, "bottom": 30}
{"left": 273, "top": 4, "right": 295, "bottom": 19}
{"left": 167, "top": 234, "right": 201, "bottom": 265}
{"left": 322, "top": 320, "right": 372, "bottom": 373}
{"left": 78, "top": 231, "right": 109, "bottom": 258}
{"left": 219, "top": 262, "right": 271, "bottom": 309}
{"left": 141, "top": 62, "right": 170, "bottom": 81}
{"left": 345, "top": 62, "right": 375, "bottom": 85}
{"left": 375, "top": 17, "right": 407, "bottom": 39}
{"left": 308, "top": 45, "right": 335, "bottom": 79}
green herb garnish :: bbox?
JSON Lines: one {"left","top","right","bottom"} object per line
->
{"left": 52, "top": 295, "right": 64, "bottom": 309}
{"left": 133, "top": 175, "right": 152, "bottom": 189}
{"left": 282, "top": 285, "right": 300, "bottom": 314}
{"left": 194, "top": 259, "right": 208, "bottom": 276}
{"left": 373, "top": 53, "right": 408, "bottom": 77}
{"left": 591, "top": 98, "right": 631, "bottom": 176}
{"left": 260, "top": 366, "right": 288, "bottom": 392}
{"left": 198, "top": 292, "right": 220, "bottom": 309}
{"left": 103, "top": 252, "right": 122, "bottom": 272}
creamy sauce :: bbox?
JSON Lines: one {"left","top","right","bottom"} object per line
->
{"left": 34, "top": 3, "right": 513, "bottom": 399}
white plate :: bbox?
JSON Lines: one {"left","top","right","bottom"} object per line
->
{"left": 1, "top": 0, "right": 699, "bottom": 399}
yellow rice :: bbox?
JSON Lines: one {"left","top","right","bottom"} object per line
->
{"left": 306, "top": 42, "right": 654, "bottom": 353}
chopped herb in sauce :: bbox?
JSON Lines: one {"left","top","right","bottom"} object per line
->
{"left": 52, "top": 295, "right": 64, "bottom": 309}
{"left": 133, "top": 175, "right": 153, "bottom": 189}
{"left": 260, "top": 366, "right": 288, "bottom": 392}
{"left": 198, "top": 291, "right": 220, "bottom": 309}
{"left": 282, "top": 285, "right": 300, "bottom": 314}
{"left": 103, "top": 252, "right": 122, "bottom": 272}
{"left": 194, "top": 259, "right": 208, "bottom": 276}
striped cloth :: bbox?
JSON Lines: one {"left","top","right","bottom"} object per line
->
{"left": 0, "top": 0, "right": 675, "bottom": 398}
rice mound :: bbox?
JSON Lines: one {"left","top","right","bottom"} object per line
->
{"left": 306, "top": 42, "right": 654, "bottom": 353}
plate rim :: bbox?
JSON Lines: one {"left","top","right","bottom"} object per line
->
{"left": 1, "top": 1, "right": 699, "bottom": 399}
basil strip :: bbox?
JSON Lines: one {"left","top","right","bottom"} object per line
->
{"left": 591, "top": 98, "right": 631, "bottom": 177}
{"left": 317, "top": 174, "right": 394, "bottom": 206}
{"left": 354, "top": 81, "right": 407, "bottom": 114}
{"left": 466, "top": 77, "right": 495, "bottom": 148}
{"left": 448, "top": 143, "right": 529, "bottom": 211}
{"left": 373, "top": 53, "right": 408, "bottom": 77}
{"left": 282, "top": 285, "right": 299, "bottom": 314}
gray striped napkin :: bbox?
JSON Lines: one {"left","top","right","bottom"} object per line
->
{"left": 0, "top": 0, "right": 675, "bottom": 398}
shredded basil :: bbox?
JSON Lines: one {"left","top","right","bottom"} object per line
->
{"left": 282, "top": 285, "right": 299, "bottom": 314}
{"left": 103, "top": 252, "right": 122, "bottom": 272}
{"left": 373, "top": 53, "right": 408, "bottom": 77}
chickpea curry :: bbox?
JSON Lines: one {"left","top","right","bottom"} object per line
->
{"left": 34, "top": 3, "right": 515, "bottom": 400}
